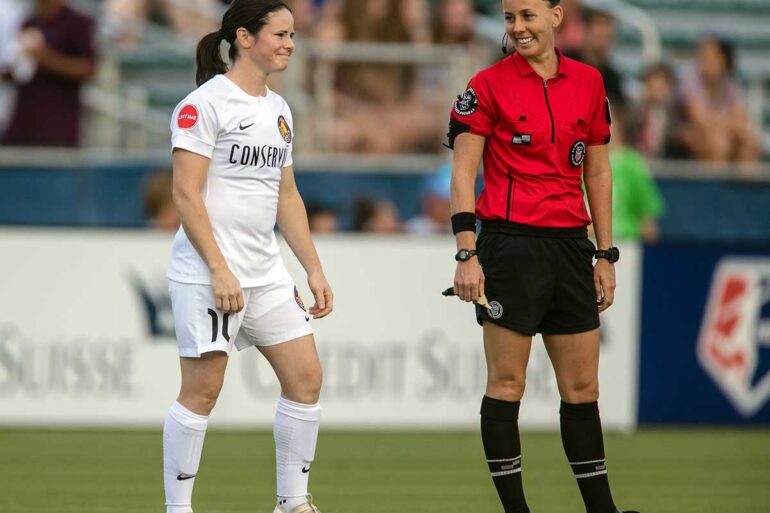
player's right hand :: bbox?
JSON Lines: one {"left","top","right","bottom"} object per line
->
{"left": 211, "top": 267, "right": 244, "bottom": 313}
{"left": 454, "top": 257, "right": 485, "bottom": 303}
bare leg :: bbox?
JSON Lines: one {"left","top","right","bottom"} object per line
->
{"left": 164, "top": 351, "right": 227, "bottom": 513}
{"left": 481, "top": 322, "right": 532, "bottom": 513}
{"left": 258, "top": 335, "right": 323, "bottom": 512}
{"left": 544, "top": 329, "right": 615, "bottom": 513}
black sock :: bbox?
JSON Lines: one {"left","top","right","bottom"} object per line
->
{"left": 559, "top": 401, "right": 616, "bottom": 513}
{"left": 480, "top": 396, "right": 529, "bottom": 513}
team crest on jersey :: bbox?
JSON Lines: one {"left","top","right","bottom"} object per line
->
{"left": 488, "top": 301, "right": 504, "bottom": 320}
{"left": 294, "top": 286, "right": 306, "bottom": 312}
{"left": 177, "top": 104, "right": 199, "bottom": 129}
{"left": 454, "top": 88, "right": 478, "bottom": 116}
{"left": 569, "top": 140, "right": 586, "bottom": 167}
{"left": 277, "top": 115, "right": 292, "bottom": 143}
{"left": 697, "top": 258, "right": 770, "bottom": 416}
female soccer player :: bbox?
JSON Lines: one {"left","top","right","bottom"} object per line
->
{"left": 446, "top": 1, "right": 638, "bottom": 512}
{"left": 163, "top": 2, "right": 330, "bottom": 513}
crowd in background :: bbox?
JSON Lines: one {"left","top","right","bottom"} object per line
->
{"left": 1, "top": 0, "right": 766, "bottom": 240}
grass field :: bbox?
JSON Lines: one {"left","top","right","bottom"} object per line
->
{"left": 1, "top": 428, "right": 768, "bottom": 513}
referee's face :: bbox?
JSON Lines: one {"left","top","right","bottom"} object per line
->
{"left": 249, "top": 8, "right": 296, "bottom": 74}
{"left": 502, "top": 0, "right": 562, "bottom": 59}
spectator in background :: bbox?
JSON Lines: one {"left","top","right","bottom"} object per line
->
{"left": 554, "top": 0, "right": 585, "bottom": 54}
{"left": 632, "top": 62, "right": 680, "bottom": 159}
{"left": 677, "top": 34, "right": 760, "bottom": 163}
{"left": 432, "top": 0, "right": 479, "bottom": 47}
{"left": 1, "top": 0, "right": 97, "bottom": 147}
{"left": 352, "top": 196, "right": 402, "bottom": 233}
{"left": 305, "top": 201, "right": 340, "bottom": 233}
{"left": 610, "top": 107, "right": 665, "bottom": 243}
{"left": 432, "top": 0, "right": 489, "bottom": 64}
{"left": 104, "top": 0, "right": 219, "bottom": 47}
{"left": 565, "top": 7, "right": 625, "bottom": 107}
{"left": 406, "top": 163, "right": 452, "bottom": 234}
{"left": 0, "top": 0, "right": 26, "bottom": 135}
{"left": 143, "top": 169, "right": 180, "bottom": 231}
{"left": 317, "top": 0, "right": 444, "bottom": 153}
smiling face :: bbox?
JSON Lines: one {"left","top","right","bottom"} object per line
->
{"left": 236, "top": 8, "right": 295, "bottom": 75}
{"left": 502, "top": 0, "right": 562, "bottom": 60}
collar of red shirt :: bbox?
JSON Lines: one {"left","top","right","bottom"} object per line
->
{"left": 511, "top": 47, "right": 571, "bottom": 79}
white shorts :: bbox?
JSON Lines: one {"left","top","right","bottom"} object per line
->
{"left": 169, "top": 276, "right": 313, "bottom": 358}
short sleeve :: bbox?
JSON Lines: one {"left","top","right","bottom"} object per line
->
{"left": 282, "top": 106, "right": 294, "bottom": 168}
{"left": 587, "top": 71, "right": 611, "bottom": 146}
{"left": 449, "top": 73, "right": 496, "bottom": 137}
{"left": 170, "top": 94, "right": 219, "bottom": 158}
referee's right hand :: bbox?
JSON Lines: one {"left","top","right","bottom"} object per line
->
{"left": 211, "top": 267, "right": 244, "bottom": 313}
{"left": 454, "top": 257, "right": 485, "bottom": 303}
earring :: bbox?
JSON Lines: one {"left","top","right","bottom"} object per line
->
{"left": 501, "top": 33, "right": 510, "bottom": 55}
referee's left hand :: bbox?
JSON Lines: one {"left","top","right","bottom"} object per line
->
{"left": 454, "top": 257, "right": 485, "bottom": 304}
{"left": 307, "top": 271, "right": 333, "bottom": 319}
{"left": 594, "top": 259, "right": 616, "bottom": 313}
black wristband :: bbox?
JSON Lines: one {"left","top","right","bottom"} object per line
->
{"left": 451, "top": 212, "right": 476, "bottom": 234}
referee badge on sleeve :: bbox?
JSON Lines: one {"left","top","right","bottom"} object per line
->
{"left": 569, "top": 140, "right": 586, "bottom": 167}
{"left": 454, "top": 88, "right": 478, "bottom": 116}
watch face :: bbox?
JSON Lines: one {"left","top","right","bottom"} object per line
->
{"left": 610, "top": 247, "right": 620, "bottom": 262}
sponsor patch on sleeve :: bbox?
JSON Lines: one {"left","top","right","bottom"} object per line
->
{"left": 177, "top": 104, "right": 199, "bottom": 129}
{"left": 454, "top": 88, "right": 478, "bottom": 116}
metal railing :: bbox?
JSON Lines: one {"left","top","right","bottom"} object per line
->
{"left": 300, "top": 42, "right": 475, "bottom": 152}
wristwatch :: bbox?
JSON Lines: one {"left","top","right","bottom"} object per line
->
{"left": 455, "top": 248, "right": 478, "bottom": 262}
{"left": 594, "top": 246, "right": 620, "bottom": 263}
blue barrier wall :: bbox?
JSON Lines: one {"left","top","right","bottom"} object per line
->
{"left": 1, "top": 163, "right": 769, "bottom": 241}
{"left": 638, "top": 243, "right": 770, "bottom": 424}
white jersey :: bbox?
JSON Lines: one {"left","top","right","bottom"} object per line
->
{"left": 168, "top": 74, "right": 293, "bottom": 287}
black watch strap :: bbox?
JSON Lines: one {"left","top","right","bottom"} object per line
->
{"left": 594, "top": 246, "right": 620, "bottom": 263}
{"left": 455, "top": 248, "right": 478, "bottom": 262}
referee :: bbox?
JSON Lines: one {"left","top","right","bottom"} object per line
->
{"left": 447, "top": 1, "right": 637, "bottom": 513}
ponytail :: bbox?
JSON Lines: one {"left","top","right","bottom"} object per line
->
{"left": 196, "top": 31, "right": 228, "bottom": 86}
{"left": 194, "top": 0, "right": 291, "bottom": 87}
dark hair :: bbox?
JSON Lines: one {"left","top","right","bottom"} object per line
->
{"left": 699, "top": 34, "right": 735, "bottom": 75}
{"left": 582, "top": 6, "right": 614, "bottom": 25}
{"left": 640, "top": 61, "right": 674, "bottom": 83}
{"left": 545, "top": 0, "right": 561, "bottom": 6}
{"left": 195, "top": 0, "right": 291, "bottom": 86}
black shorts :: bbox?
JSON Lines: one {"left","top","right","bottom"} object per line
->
{"left": 475, "top": 221, "right": 600, "bottom": 336}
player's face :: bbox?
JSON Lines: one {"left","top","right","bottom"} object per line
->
{"left": 249, "top": 8, "right": 295, "bottom": 74}
{"left": 502, "top": 0, "right": 562, "bottom": 59}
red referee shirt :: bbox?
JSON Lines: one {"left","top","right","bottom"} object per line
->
{"left": 448, "top": 49, "right": 611, "bottom": 228}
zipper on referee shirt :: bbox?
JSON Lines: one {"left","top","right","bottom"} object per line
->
{"left": 542, "top": 79, "right": 555, "bottom": 143}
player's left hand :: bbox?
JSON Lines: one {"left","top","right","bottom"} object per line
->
{"left": 594, "top": 259, "right": 616, "bottom": 313}
{"left": 307, "top": 271, "right": 333, "bottom": 319}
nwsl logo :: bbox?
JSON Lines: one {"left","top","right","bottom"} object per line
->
{"left": 697, "top": 258, "right": 770, "bottom": 416}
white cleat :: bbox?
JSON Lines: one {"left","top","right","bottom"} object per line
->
{"left": 272, "top": 494, "right": 321, "bottom": 513}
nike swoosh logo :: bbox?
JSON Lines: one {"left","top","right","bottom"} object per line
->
{"left": 177, "top": 474, "right": 196, "bottom": 481}
{"left": 239, "top": 122, "right": 254, "bottom": 130}
{"left": 301, "top": 466, "right": 310, "bottom": 473}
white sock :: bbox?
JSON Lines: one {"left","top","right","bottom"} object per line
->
{"left": 163, "top": 401, "right": 209, "bottom": 513}
{"left": 274, "top": 397, "right": 321, "bottom": 512}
